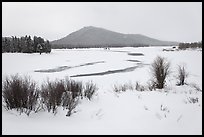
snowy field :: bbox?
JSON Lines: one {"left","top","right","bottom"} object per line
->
{"left": 2, "top": 46, "right": 202, "bottom": 135}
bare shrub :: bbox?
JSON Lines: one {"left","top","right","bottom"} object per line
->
{"left": 2, "top": 74, "right": 97, "bottom": 116}
{"left": 2, "top": 74, "right": 39, "bottom": 116}
{"left": 185, "top": 97, "right": 199, "bottom": 104}
{"left": 41, "top": 79, "right": 66, "bottom": 113}
{"left": 113, "top": 82, "right": 155, "bottom": 92}
{"left": 160, "top": 104, "right": 169, "bottom": 112}
{"left": 126, "top": 81, "right": 134, "bottom": 91}
{"left": 135, "top": 81, "right": 145, "bottom": 91}
{"left": 146, "top": 80, "right": 156, "bottom": 91}
{"left": 64, "top": 78, "right": 83, "bottom": 99}
{"left": 113, "top": 84, "right": 121, "bottom": 93}
{"left": 188, "top": 83, "right": 202, "bottom": 92}
{"left": 61, "top": 91, "right": 79, "bottom": 117}
{"left": 113, "top": 84, "right": 127, "bottom": 92}
{"left": 176, "top": 65, "right": 188, "bottom": 86}
{"left": 113, "top": 83, "right": 134, "bottom": 92}
{"left": 120, "top": 84, "right": 128, "bottom": 92}
{"left": 150, "top": 56, "right": 171, "bottom": 89}
{"left": 84, "top": 81, "right": 98, "bottom": 100}
{"left": 41, "top": 78, "right": 83, "bottom": 115}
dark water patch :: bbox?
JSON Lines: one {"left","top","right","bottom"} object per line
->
{"left": 34, "top": 61, "right": 105, "bottom": 73}
{"left": 70, "top": 65, "right": 144, "bottom": 78}
{"left": 128, "top": 53, "right": 144, "bottom": 56}
{"left": 34, "top": 66, "right": 71, "bottom": 73}
{"left": 126, "top": 59, "right": 141, "bottom": 62}
{"left": 78, "top": 62, "right": 105, "bottom": 67}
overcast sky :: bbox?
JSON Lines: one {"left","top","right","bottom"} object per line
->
{"left": 2, "top": 2, "right": 202, "bottom": 42}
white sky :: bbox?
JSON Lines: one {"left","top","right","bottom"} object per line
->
{"left": 2, "top": 2, "right": 202, "bottom": 42}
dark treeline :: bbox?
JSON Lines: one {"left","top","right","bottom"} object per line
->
{"left": 178, "top": 41, "right": 202, "bottom": 50}
{"left": 51, "top": 43, "right": 149, "bottom": 49}
{"left": 2, "top": 35, "right": 51, "bottom": 53}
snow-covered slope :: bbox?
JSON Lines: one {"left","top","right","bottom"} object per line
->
{"left": 2, "top": 47, "right": 202, "bottom": 135}
{"left": 51, "top": 26, "right": 178, "bottom": 48}
{"left": 2, "top": 87, "right": 202, "bottom": 135}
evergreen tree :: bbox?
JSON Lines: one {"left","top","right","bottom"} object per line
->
{"left": 26, "top": 35, "right": 33, "bottom": 53}
{"left": 33, "top": 36, "right": 38, "bottom": 52}
{"left": 20, "top": 36, "right": 27, "bottom": 53}
{"left": 2, "top": 35, "right": 51, "bottom": 53}
{"left": 45, "top": 40, "right": 51, "bottom": 53}
{"left": 4, "top": 38, "right": 11, "bottom": 52}
{"left": 2, "top": 38, "right": 6, "bottom": 52}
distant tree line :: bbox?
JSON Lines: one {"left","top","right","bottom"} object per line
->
{"left": 2, "top": 35, "right": 51, "bottom": 53}
{"left": 178, "top": 41, "right": 202, "bottom": 50}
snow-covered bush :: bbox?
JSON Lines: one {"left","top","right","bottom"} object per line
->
{"left": 2, "top": 74, "right": 39, "bottom": 116}
{"left": 150, "top": 56, "right": 171, "bottom": 89}
{"left": 83, "top": 81, "right": 98, "bottom": 100}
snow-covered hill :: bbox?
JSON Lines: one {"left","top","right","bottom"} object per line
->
{"left": 51, "top": 26, "right": 178, "bottom": 48}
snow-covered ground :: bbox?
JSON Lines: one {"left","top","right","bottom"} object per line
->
{"left": 2, "top": 46, "right": 202, "bottom": 135}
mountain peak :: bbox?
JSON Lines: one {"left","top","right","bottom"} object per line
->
{"left": 81, "top": 26, "right": 107, "bottom": 31}
{"left": 84, "top": 26, "right": 95, "bottom": 28}
{"left": 51, "top": 26, "right": 178, "bottom": 48}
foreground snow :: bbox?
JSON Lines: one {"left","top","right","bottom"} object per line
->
{"left": 2, "top": 47, "right": 202, "bottom": 135}
{"left": 2, "top": 86, "right": 202, "bottom": 135}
